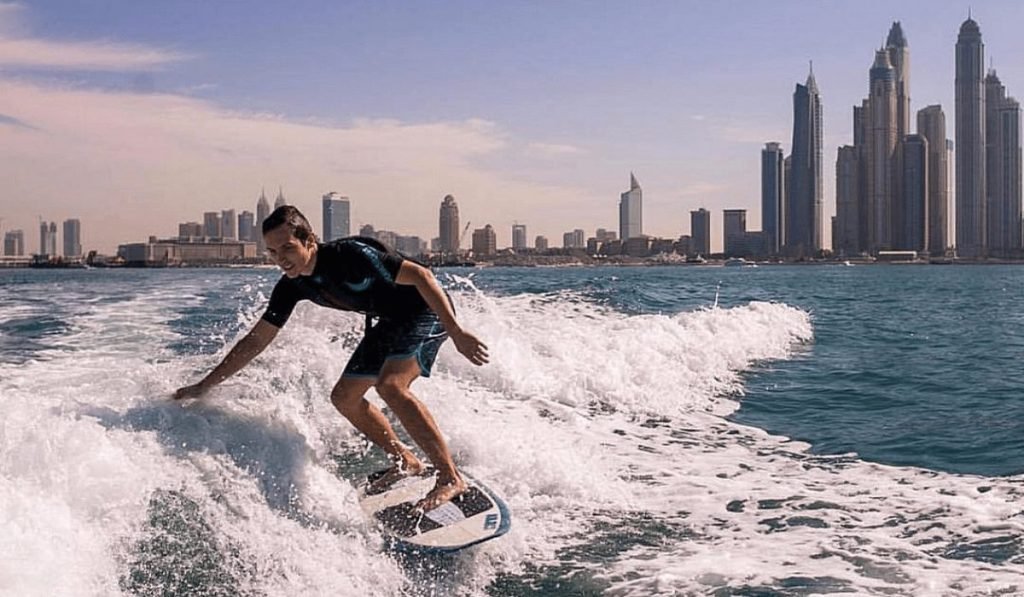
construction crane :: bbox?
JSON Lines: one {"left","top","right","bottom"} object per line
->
{"left": 459, "top": 221, "right": 472, "bottom": 246}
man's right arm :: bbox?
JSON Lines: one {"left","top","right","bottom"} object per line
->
{"left": 173, "top": 319, "right": 280, "bottom": 400}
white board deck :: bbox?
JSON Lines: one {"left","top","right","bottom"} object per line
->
{"left": 357, "top": 468, "right": 511, "bottom": 553}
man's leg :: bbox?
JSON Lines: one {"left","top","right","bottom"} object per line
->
{"left": 375, "top": 357, "right": 466, "bottom": 511}
{"left": 331, "top": 375, "right": 425, "bottom": 476}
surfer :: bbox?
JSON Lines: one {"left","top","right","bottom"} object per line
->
{"left": 173, "top": 205, "right": 489, "bottom": 512}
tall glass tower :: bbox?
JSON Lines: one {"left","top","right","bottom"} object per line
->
{"left": 917, "top": 105, "right": 950, "bottom": 255}
{"left": 786, "top": 67, "right": 823, "bottom": 257}
{"left": 322, "top": 192, "right": 351, "bottom": 242}
{"left": 619, "top": 173, "right": 642, "bottom": 241}
{"left": 761, "top": 142, "right": 785, "bottom": 254}
{"left": 985, "top": 70, "right": 1022, "bottom": 256}
{"left": 256, "top": 188, "right": 271, "bottom": 252}
{"left": 439, "top": 194, "right": 460, "bottom": 255}
{"left": 62, "top": 219, "right": 81, "bottom": 258}
{"left": 956, "top": 16, "right": 986, "bottom": 257}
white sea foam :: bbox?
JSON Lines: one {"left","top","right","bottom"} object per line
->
{"left": 1, "top": 275, "right": 1021, "bottom": 596}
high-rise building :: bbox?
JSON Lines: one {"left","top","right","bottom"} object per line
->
{"left": 834, "top": 145, "right": 860, "bottom": 256}
{"left": 38, "top": 221, "right": 57, "bottom": 256}
{"left": 899, "top": 134, "right": 928, "bottom": 251}
{"left": 956, "top": 16, "right": 986, "bottom": 257}
{"left": 179, "top": 222, "right": 203, "bottom": 239}
{"left": 867, "top": 49, "right": 898, "bottom": 252}
{"left": 786, "top": 66, "right": 823, "bottom": 256}
{"left": 274, "top": 186, "right": 287, "bottom": 209}
{"left": 62, "top": 219, "right": 81, "bottom": 258}
{"left": 359, "top": 224, "right": 376, "bottom": 238}
{"left": 256, "top": 189, "right": 271, "bottom": 252}
{"left": 723, "top": 209, "right": 747, "bottom": 257}
{"left": 439, "top": 194, "right": 460, "bottom": 255}
{"left": 917, "top": 105, "right": 951, "bottom": 255}
{"left": 471, "top": 225, "right": 496, "bottom": 256}
{"left": 511, "top": 224, "right": 527, "bottom": 251}
{"left": 887, "top": 22, "right": 912, "bottom": 142}
{"left": 203, "top": 212, "right": 222, "bottom": 238}
{"left": 690, "top": 208, "right": 711, "bottom": 256}
{"left": 238, "top": 211, "right": 255, "bottom": 242}
{"left": 535, "top": 236, "right": 549, "bottom": 251}
{"left": 220, "top": 209, "right": 237, "bottom": 240}
{"left": 322, "top": 192, "right": 351, "bottom": 242}
{"left": 984, "top": 70, "right": 1022, "bottom": 256}
{"left": 619, "top": 173, "right": 643, "bottom": 241}
{"left": 761, "top": 142, "right": 785, "bottom": 253}
{"left": 4, "top": 229, "right": 24, "bottom": 256}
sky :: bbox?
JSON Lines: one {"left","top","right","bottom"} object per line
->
{"left": 3, "top": 1, "right": 1024, "bottom": 254}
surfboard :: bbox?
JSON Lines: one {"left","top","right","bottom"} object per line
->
{"left": 357, "top": 468, "right": 511, "bottom": 553}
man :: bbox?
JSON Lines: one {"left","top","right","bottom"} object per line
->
{"left": 174, "top": 205, "right": 488, "bottom": 512}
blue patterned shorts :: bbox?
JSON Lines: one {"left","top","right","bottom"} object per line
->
{"left": 342, "top": 310, "right": 449, "bottom": 378}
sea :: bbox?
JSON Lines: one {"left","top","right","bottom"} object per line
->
{"left": 0, "top": 264, "right": 1021, "bottom": 596}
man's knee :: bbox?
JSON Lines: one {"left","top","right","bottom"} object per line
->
{"left": 332, "top": 379, "right": 370, "bottom": 415}
{"left": 375, "top": 377, "right": 412, "bottom": 405}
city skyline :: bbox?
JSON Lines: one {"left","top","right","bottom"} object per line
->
{"left": 4, "top": 3, "right": 1024, "bottom": 253}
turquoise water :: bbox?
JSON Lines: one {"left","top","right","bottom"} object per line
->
{"left": 467, "top": 264, "right": 1024, "bottom": 477}
{"left": 1, "top": 266, "right": 1021, "bottom": 595}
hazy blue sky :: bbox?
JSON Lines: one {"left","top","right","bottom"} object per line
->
{"left": 2, "top": 1, "right": 1024, "bottom": 252}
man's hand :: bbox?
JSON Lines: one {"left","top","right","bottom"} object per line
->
{"left": 173, "top": 382, "right": 209, "bottom": 401}
{"left": 451, "top": 329, "right": 489, "bottom": 366}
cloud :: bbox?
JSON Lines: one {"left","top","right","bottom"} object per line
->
{"left": 0, "top": 2, "right": 188, "bottom": 71}
{"left": 0, "top": 111, "right": 34, "bottom": 129}
{"left": 526, "top": 142, "right": 584, "bottom": 156}
{"left": 0, "top": 79, "right": 603, "bottom": 252}
{"left": 0, "top": 37, "right": 189, "bottom": 71}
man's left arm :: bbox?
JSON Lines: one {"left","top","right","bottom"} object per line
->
{"left": 395, "top": 261, "right": 489, "bottom": 366}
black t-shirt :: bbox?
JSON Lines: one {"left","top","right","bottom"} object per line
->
{"left": 260, "top": 238, "right": 428, "bottom": 328}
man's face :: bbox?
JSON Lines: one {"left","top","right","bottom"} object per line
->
{"left": 264, "top": 225, "right": 315, "bottom": 278}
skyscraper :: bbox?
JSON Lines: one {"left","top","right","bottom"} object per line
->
{"left": 761, "top": 142, "right": 785, "bottom": 254}
{"left": 690, "top": 208, "right": 711, "bottom": 256}
{"left": 786, "top": 66, "right": 823, "bottom": 256}
{"left": 220, "top": 209, "right": 237, "bottom": 240}
{"left": 274, "top": 187, "right": 287, "bottom": 209}
{"left": 917, "top": 105, "right": 951, "bottom": 255}
{"left": 899, "top": 134, "right": 928, "bottom": 251}
{"left": 985, "top": 70, "right": 1022, "bottom": 256}
{"left": 834, "top": 145, "right": 860, "bottom": 255}
{"left": 238, "top": 211, "right": 255, "bottom": 242}
{"left": 203, "top": 212, "right": 222, "bottom": 238}
{"left": 256, "top": 188, "right": 271, "bottom": 252}
{"left": 4, "top": 229, "right": 24, "bottom": 256}
{"left": 511, "top": 224, "right": 527, "bottom": 251}
{"left": 472, "top": 225, "right": 496, "bottom": 256}
{"left": 322, "top": 192, "right": 351, "bottom": 242}
{"left": 438, "top": 195, "right": 460, "bottom": 255}
{"left": 956, "top": 16, "right": 986, "bottom": 257}
{"left": 887, "top": 22, "right": 912, "bottom": 142}
{"left": 62, "top": 219, "right": 81, "bottom": 258}
{"left": 36, "top": 221, "right": 59, "bottom": 256}
{"left": 619, "top": 173, "right": 642, "bottom": 241}
{"left": 723, "top": 209, "right": 747, "bottom": 257}
{"left": 867, "top": 49, "right": 898, "bottom": 252}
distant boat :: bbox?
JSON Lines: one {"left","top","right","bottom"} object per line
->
{"left": 724, "top": 257, "right": 750, "bottom": 267}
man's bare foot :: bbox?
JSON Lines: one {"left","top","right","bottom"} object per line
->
{"left": 415, "top": 475, "right": 468, "bottom": 512}
{"left": 366, "top": 459, "right": 428, "bottom": 494}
